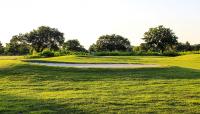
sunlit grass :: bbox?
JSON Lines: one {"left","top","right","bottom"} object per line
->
{"left": 0, "top": 56, "right": 24, "bottom": 68}
{"left": 0, "top": 56, "right": 24, "bottom": 60}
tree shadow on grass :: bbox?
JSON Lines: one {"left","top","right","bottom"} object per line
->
{"left": 0, "top": 64, "right": 200, "bottom": 82}
{"left": 0, "top": 94, "right": 89, "bottom": 114}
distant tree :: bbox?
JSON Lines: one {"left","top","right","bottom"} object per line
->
{"left": 140, "top": 43, "right": 149, "bottom": 52}
{"left": 185, "top": 41, "right": 192, "bottom": 51}
{"left": 63, "top": 39, "right": 87, "bottom": 52}
{"left": 89, "top": 43, "right": 97, "bottom": 52}
{"left": 25, "top": 26, "right": 65, "bottom": 52}
{"left": 95, "top": 34, "right": 131, "bottom": 52}
{"left": 176, "top": 41, "right": 192, "bottom": 52}
{"left": 192, "top": 44, "right": 200, "bottom": 51}
{"left": 0, "top": 42, "right": 4, "bottom": 54}
{"left": 176, "top": 43, "right": 186, "bottom": 52}
{"left": 4, "top": 34, "right": 30, "bottom": 55}
{"left": 143, "top": 25, "right": 178, "bottom": 53}
{"left": 132, "top": 46, "right": 140, "bottom": 52}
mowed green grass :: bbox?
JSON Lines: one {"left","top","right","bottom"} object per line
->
{"left": 0, "top": 55, "right": 200, "bottom": 113}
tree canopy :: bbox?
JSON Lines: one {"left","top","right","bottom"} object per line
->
{"left": 143, "top": 25, "right": 178, "bottom": 53}
{"left": 92, "top": 34, "right": 131, "bottom": 52}
{"left": 4, "top": 34, "right": 30, "bottom": 55}
{"left": 25, "top": 26, "right": 65, "bottom": 52}
{"left": 1, "top": 25, "right": 200, "bottom": 56}
{"left": 89, "top": 43, "right": 97, "bottom": 52}
{"left": 63, "top": 39, "right": 87, "bottom": 52}
{"left": 0, "top": 41, "right": 4, "bottom": 54}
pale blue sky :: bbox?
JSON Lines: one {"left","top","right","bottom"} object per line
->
{"left": 0, "top": 0, "right": 200, "bottom": 48}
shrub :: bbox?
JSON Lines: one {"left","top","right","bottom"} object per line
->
{"left": 163, "top": 51, "right": 180, "bottom": 57}
{"left": 40, "top": 50, "right": 55, "bottom": 57}
{"left": 60, "top": 50, "right": 89, "bottom": 56}
{"left": 92, "top": 51, "right": 162, "bottom": 56}
{"left": 54, "top": 52, "right": 61, "bottom": 57}
{"left": 92, "top": 51, "right": 181, "bottom": 56}
{"left": 93, "top": 51, "right": 133, "bottom": 56}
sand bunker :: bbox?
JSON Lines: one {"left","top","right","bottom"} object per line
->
{"left": 30, "top": 62, "right": 160, "bottom": 68}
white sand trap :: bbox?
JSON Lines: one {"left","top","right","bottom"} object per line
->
{"left": 30, "top": 62, "right": 160, "bottom": 68}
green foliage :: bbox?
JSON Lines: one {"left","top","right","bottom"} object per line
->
{"left": 89, "top": 43, "right": 97, "bottom": 52}
{"left": 143, "top": 25, "right": 178, "bottom": 53}
{"left": 54, "top": 51, "right": 61, "bottom": 57}
{"left": 176, "top": 41, "right": 192, "bottom": 52}
{"left": 63, "top": 39, "right": 87, "bottom": 52}
{"left": 140, "top": 51, "right": 161, "bottom": 56}
{"left": 38, "top": 50, "right": 89, "bottom": 58}
{"left": 62, "top": 50, "right": 89, "bottom": 56}
{"left": 91, "top": 51, "right": 177, "bottom": 56}
{"left": 140, "top": 43, "right": 148, "bottom": 51}
{"left": 25, "top": 26, "right": 65, "bottom": 52}
{"left": 4, "top": 34, "right": 30, "bottom": 55}
{"left": 93, "top": 51, "right": 134, "bottom": 56}
{"left": 132, "top": 46, "right": 140, "bottom": 52}
{"left": 163, "top": 51, "right": 180, "bottom": 57}
{"left": 93, "top": 34, "right": 131, "bottom": 52}
{"left": 0, "top": 42, "right": 4, "bottom": 55}
{"left": 192, "top": 44, "right": 200, "bottom": 51}
{"left": 39, "top": 50, "right": 55, "bottom": 57}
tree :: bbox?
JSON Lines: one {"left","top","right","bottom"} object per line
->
{"left": 89, "top": 43, "right": 97, "bottom": 52}
{"left": 25, "top": 26, "right": 64, "bottom": 52}
{"left": 140, "top": 43, "right": 149, "bottom": 52}
{"left": 143, "top": 25, "right": 178, "bottom": 53}
{"left": 192, "top": 44, "right": 200, "bottom": 51}
{"left": 0, "top": 42, "right": 4, "bottom": 54}
{"left": 4, "top": 34, "right": 30, "bottom": 55}
{"left": 95, "top": 34, "right": 131, "bottom": 52}
{"left": 63, "top": 39, "right": 87, "bottom": 52}
{"left": 185, "top": 41, "right": 192, "bottom": 51}
{"left": 176, "top": 41, "right": 192, "bottom": 52}
{"left": 176, "top": 43, "right": 186, "bottom": 52}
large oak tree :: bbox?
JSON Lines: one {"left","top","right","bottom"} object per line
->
{"left": 25, "top": 26, "right": 65, "bottom": 52}
{"left": 5, "top": 34, "right": 30, "bottom": 55}
{"left": 91, "top": 34, "right": 131, "bottom": 52}
{"left": 63, "top": 39, "right": 87, "bottom": 52}
{"left": 143, "top": 25, "right": 178, "bottom": 53}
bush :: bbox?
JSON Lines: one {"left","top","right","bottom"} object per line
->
{"left": 92, "top": 51, "right": 133, "bottom": 56}
{"left": 138, "top": 51, "right": 161, "bottom": 56}
{"left": 163, "top": 51, "right": 180, "bottom": 57}
{"left": 27, "top": 50, "right": 182, "bottom": 58}
{"left": 60, "top": 50, "right": 89, "bottom": 56}
{"left": 92, "top": 51, "right": 181, "bottom": 57}
{"left": 26, "top": 50, "right": 89, "bottom": 58}
{"left": 40, "top": 50, "right": 55, "bottom": 57}
{"left": 54, "top": 52, "right": 61, "bottom": 57}
{"left": 92, "top": 51, "right": 161, "bottom": 56}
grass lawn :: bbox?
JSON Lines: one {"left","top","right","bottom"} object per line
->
{"left": 28, "top": 54, "right": 200, "bottom": 69}
{"left": 0, "top": 55, "right": 200, "bottom": 113}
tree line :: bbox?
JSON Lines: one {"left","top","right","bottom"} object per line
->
{"left": 0, "top": 25, "right": 199, "bottom": 56}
